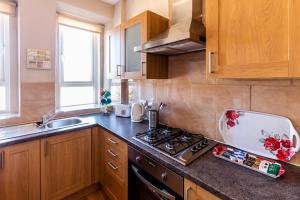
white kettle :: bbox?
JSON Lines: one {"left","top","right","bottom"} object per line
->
{"left": 131, "top": 103, "right": 145, "bottom": 122}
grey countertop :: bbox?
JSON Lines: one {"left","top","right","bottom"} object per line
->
{"left": 1, "top": 113, "right": 300, "bottom": 200}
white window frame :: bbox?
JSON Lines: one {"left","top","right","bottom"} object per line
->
{"left": 56, "top": 23, "right": 100, "bottom": 109}
{"left": 0, "top": 11, "right": 18, "bottom": 115}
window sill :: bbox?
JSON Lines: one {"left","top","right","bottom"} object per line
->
{"left": 0, "top": 113, "right": 20, "bottom": 120}
{"left": 56, "top": 104, "right": 101, "bottom": 113}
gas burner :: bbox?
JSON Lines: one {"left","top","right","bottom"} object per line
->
{"left": 165, "top": 141, "right": 176, "bottom": 150}
{"left": 181, "top": 135, "right": 192, "bottom": 143}
{"left": 161, "top": 128, "right": 173, "bottom": 135}
{"left": 144, "top": 133, "right": 158, "bottom": 143}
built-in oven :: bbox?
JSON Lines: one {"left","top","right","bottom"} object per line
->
{"left": 128, "top": 146, "right": 184, "bottom": 200}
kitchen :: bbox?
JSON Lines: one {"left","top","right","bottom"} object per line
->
{"left": 0, "top": 0, "right": 300, "bottom": 200}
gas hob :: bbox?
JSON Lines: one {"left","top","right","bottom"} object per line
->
{"left": 133, "top": 125, "right": 217, "bottom": 166}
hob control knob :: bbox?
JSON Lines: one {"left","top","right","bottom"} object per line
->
{"left": 136, "top": 156, "right": 141, "bottom": 163}
{"left": 197, "top": 143, "right": 202, "bottom": 149}
{"left": 161, "top": 172, "right": 167, "bottom": 181}
{"left": 191, "top": 146, "right": 198, "bottom": 153}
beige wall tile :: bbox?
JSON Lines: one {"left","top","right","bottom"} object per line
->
{"left": 251, "top": 86, "right": 300, "bottom": 126}
{"left": 168, "top": 52, "right": 215, "bottom": 85}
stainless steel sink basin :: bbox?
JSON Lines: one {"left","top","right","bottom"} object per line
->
{"left": 46, "top": 118, "right": 83, "bottom": 129}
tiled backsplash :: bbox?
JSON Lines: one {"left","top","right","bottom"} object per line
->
{"left": 136, "top": 51, "right": 300, "bottom": 166}
{"left": 0, "top": 82, "right": 100, "bottom": 127}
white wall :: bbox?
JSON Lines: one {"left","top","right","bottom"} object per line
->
{"left": 125, "top": 0, "right": 169, "bottom": 20}
{"left": 110, "top": 0, "right": 169, "bottom": 27}
{"left": 17, "top": 0, "right": 114, "bottom": 83}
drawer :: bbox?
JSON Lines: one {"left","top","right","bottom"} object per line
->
{"left": 105, "top": 157, "right": 125, "bottom": 181}
{"left": 104, "top": 132, "right": 126, "bottom": 151}
{"left": 104, "top": 143, "right": 124, "bottom": 163}
{"left": 103, "top": 168, "right": 126, "bottom": 200}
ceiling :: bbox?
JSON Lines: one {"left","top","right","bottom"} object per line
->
{"left": 101, "top": 0, "right": 119, "bottom": 5}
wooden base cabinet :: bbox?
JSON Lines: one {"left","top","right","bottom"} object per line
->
{"left": 41, "top": 129, "right": 92, "bottom": 200}
{"left": 102, "top": 131, "right": 128, "bottom": 200}
{"left": 184, "top": 179, "right": 220, "bottom": 200}
{"left": 0, "top": 140, "right": 41, "bottom": 200}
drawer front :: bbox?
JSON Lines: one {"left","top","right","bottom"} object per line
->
{"left": 105, "top": 157, "right": 125, "bottom": 181}
{"left": 104, "top": 169, "right": 125, "bottom": 200}
{"left": 104, "top": 132, "right": 126, "bottom": 151}
{"left": 104, "top": 143, "right": 123, "bottom": 163}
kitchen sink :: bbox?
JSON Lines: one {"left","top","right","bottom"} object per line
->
{"left": 46, "top": 118, "right": 83, "bottom": 129}
{"left": 0, "top": 117, "right": 88, "bottom": 141}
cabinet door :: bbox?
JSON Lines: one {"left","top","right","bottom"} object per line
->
{"left": 107, "top": 26, "right": 122, "bottom": 79}
{"left": 184, "top": 179, "right": 220, "bottom": 200}
{"left": 41, "top": 129, "right": 92, "bottom": 200}
{"left": 121, "top": 13, "right": 147, "bottom": 79}
{"left": 184, "top": 179, "right": 198, "bottom": 200}
{"left": 290, "top": 0, "right": 300, "bottom": 77}
{"left": 0, "top": 140, "right": 40, "bottom": 200}
{"left": 206, "top": 0, "right": 290, "bottom": 78}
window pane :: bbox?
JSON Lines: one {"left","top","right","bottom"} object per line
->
{"left": 60, "top": 25, "right": 94, "bottom": 82}
{"left": 60, "top": 86, "right": 94, "bottom": 107}
{"left": 0, "top": 86, "right": 6, "bottom": 111}
{"left": 0, "top": 15, "right": 5, "bottom": 81}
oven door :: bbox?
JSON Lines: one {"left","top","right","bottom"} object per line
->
{"left": 129, "top": 164, "right": 182, "bottom": 200}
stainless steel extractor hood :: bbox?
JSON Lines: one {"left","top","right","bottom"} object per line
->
{"left": 134, "top": 0, "right": 205, "bottom": 55}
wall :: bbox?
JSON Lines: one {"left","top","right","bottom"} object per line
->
{"left": 137, "top": 51, "right": 300, "bottom": 166}
{"left": 125, "top": 0, "right": 169, "bottom": 20}
{"left": 0, "top": 0, "right": 114, "bottom": 127}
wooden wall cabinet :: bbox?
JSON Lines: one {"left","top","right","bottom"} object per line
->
{"left": 41, "top": 129, "right": 92, "bottom": 200}
{"left": 102, "top": 131, "right": 128, "bottom": 200}
{"left": 184, "top": 179, "right": 220, "bottom": 200}
{"left": 206, "top": 0, "right": 291, "bottom": 78}
{"left": 0, "top": 140, "right": 41, "bottom": 200}
{"left": 120, "top": 10, "right": 169, "bottom": 79}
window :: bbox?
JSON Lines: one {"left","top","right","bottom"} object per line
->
{"left": 57, "top": 16, "right": 101, "bottom": 109}
{"left": 0, "top": 1, "right": 18, "bottom": 115}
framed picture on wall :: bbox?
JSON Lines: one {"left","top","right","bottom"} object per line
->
{"left": 26, "top": 48, "right": 51, "bottom": 69}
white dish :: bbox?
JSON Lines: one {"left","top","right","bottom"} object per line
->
{"left": 219, "top": 110, "right": 300, "bottom": 162}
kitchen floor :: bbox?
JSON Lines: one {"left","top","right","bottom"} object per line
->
{"left": 79, "top": 190, "right": 107, "bottom": 200}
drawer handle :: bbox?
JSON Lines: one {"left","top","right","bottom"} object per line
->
{"left": 185, "top": 186, "right": 192, "bottom": 200}
{"left": 107, "top": 138, "right": 118, "bottom": 144}
{"left": 141, "top": 61, "right": 146, "bottom": 76}
{"left": 208, "top": 51, "right": 215, "bottom": 74}
{"left": 107, "top": 149, "right": 118, "bottom": 157}
{"left": 107, "top": 162, "right": 118, "bottom": 170}
{"left": 117, "top": 65, "right": 121, "bottom": 76}
{"left": 0, "top": 151, "right": 4, "bottom": 169}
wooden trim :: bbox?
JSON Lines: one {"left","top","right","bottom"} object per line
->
{"left": 92, "top": 127, "right": 104, "bottom": 184}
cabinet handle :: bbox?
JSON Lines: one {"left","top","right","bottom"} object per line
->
{"left": 0, "top": 151, "right": 4, "bottom": 169}
{"left": 208, "top": 51, "right": 214, "bottom": 74}
{"left": 141, "top": 61, "right": 146, "bottom": 76}
{"left": 117, "top": 65, "right": 121, "bottom": 76}
{"left": 107, "top": 149, "right": 118, "bottom": 157}
{"left": 185, "top": 186, "right": 192, "bottom": 200}
{"left": 107, "top": 162, "right": 118, "bottom": 170}
{"left": 107, "top": 138, "right": 118, "bottom": 144}
{"left": 44, "top": 140, "right": 49, "bottom": 157}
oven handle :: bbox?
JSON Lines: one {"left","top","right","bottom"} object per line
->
{"left": 131, "top": 165, "right": 176, "bottom": 200}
